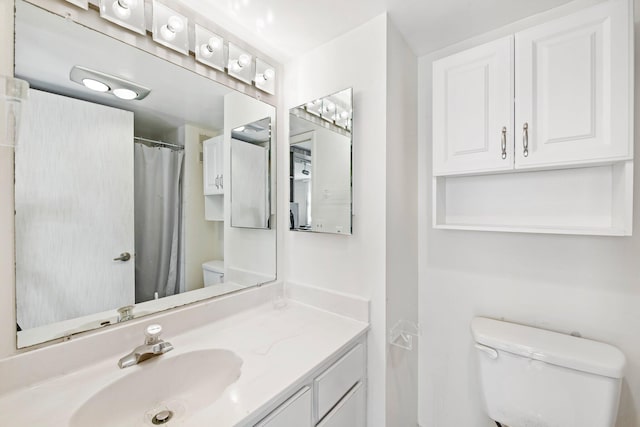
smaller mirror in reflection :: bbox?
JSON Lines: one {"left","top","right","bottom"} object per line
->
{"left": 231, "top": 117, "right": 271, "bottom": 229}
{"left": 289, "top": 88, "right": 352, "bottom": 235}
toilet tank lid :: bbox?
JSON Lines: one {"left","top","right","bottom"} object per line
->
{"left": 202, "top": 260, "right": 224, "bottom": 273}
{"left": 471, "top": 317, "right": 625, "bottom": 379}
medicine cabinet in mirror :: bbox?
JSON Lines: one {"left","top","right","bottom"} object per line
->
{"left": 13, "top": 0, "right": 277, "bottom": 348}
{"left": 289, "top": 88, "right": 352, "bottom": 235}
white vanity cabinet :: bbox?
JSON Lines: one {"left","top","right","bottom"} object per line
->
{"left": 431, "top": 0, "right": 634, "bottom": 236}
{"left": 203, "top": 135, "right": 224, "bottom": 195}
{"left": 253, "top": 342, "right": 366, "bottom": 427}
{"left": 433, "top": 0, "right": 632, "bottom": 176}
{"left": 255, "top": 387, "right": 313, "bottom": 427}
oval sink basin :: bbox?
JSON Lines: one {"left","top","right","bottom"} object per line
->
{"left": 70, "top": 349, "right": 242, "bottom": 427}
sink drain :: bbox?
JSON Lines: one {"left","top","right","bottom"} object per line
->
{"left": 151, "top": 410, "right": 174, "bottom": 425}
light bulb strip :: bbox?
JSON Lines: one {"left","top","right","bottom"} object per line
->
{"left": 95, "top": 0, "right": 277, "bottom": 94}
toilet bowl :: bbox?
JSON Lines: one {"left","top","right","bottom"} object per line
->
{"left": 472, "top": 317, "right": 625, "bottom": 427}
{"left": 202, "top": 260, "right": 224, "bottom": 287}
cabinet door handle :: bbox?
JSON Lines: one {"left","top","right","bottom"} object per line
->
{"left": 501, "top": 126, "right": 507, "bottom": 160}
{"left": 522, "top": 122, "right": 529, "bottom": 157}
{"left": 220, "top": 175, "right": 223, "bottom": 189}
{"left": 215, "top": 175, "right": 220, "bottom": 189}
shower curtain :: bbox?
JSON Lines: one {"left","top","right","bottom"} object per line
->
{"left": 134, "top": 144, "right": 184, "bottom": 303}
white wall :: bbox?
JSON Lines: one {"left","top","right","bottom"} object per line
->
{"left": 385, "top": 18, "right": 418, "bottom": 427}
{"left": 180, "top": 125, "right": 222, "bottom": 291}
{"left": 284, "top": 14, "right": 418, "bottom": 426}
{"left": 284, "top": 15, "right": 388, "bottom": 426}
{"left": 418, "top": 1, "right": 640, "bottom": 426}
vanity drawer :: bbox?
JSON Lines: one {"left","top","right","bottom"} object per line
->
{"left": 255, "top": 386, "right": 312, "bottom": 427}
{"left": 317, "top": 382, "right": 365, "bottom": 427}
{"left": 315, "top": 343, "right": 364, "bottom": 420}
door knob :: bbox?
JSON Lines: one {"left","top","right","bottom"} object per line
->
{"left": 113, "top": 252, "right": 131, "bottom": 262}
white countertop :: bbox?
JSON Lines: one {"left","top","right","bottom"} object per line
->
{"left": 0, "top": 300, "right": 369, "bottom": 426}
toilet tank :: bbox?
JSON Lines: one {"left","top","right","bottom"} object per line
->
{"left": 471, "top": 317, "right": 625, "bottom": 427}
{"left": 202, "top": 260, "right": 224, "bottom": 286}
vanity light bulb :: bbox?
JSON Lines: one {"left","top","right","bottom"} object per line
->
{"left": 263, "top": 68, "right": 275, "bottom": 81}
{"left": 113, "top": 88, "right": 138, "bottom": 100}
{"left": 238, "top": 54, "right": 251, "bottom": 68}
{"left": 200, "top": 37, "right": 221, "bottom": 58}
{"left": 112, "top": 0, "right": 136, "bottom": 19}
{"left": 340, "top": 110, "right": 349, "bottom": 120}
{"left": 200, "top": 44, "right": 214, "bottom": 58}
{"left": 82, "top": 78, "right": 110, "bottom": 92}
{"left": 324, "top": 102, "right": 335, "bottom": 113}
{"left": 161, "top": 16, "right": 184, "bottom": 41}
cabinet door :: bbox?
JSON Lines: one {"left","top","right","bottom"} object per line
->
{"left": 203, "top": 136, "right": 223, "bottom": 195}
{"left": 433, "top": 36, "right": 514, "bottom": 176}
{"left": 255, "top": 387, "right": 312, "bottom": 427}
{"left": 514, "top": 0, "right": 632, "bottom": 169}
{"left": 317, "top": 382, "right": 365, "bottom": 427}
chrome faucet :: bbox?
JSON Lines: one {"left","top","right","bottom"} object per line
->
{"left": 118, "top": 324, "right": 173, "bottom": 369}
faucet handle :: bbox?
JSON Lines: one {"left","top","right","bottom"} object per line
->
{"left": 144, "top": 324, "right": 163, "bottom": 344}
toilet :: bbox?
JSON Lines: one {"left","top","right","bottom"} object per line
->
{"left": 471, "top": 317, "right": 625, "bottom": 427}
{"left": 202, "top": 260, "right": 224, "bottom": 286}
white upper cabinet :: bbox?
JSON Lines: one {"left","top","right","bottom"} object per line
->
{"left": 433, "top": 0, "right": 633, "bottom": 176}
{"left": 203, "top": 135, "right": 224, "bottom": 195}
{"left": 515, "top": 0, "right": 633, "bottom": 169}
{"left": 433, "top": 36, "right": 514, "bottom": 176}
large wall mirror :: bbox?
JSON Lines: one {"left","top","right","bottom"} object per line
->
{"left": 13, "top": 0, "right": 277, "bottom": 348}
{"left": 289, "top": 88, "right": 352, "bottom": 235}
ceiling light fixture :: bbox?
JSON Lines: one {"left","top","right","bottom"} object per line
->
{"left": 152, "top": 1, "right": 189, "bottom": 54}
{"left": 99, "top": 0, "right": 145, "bottom": 35}
{"left": 70, "top": 66, "right": 151, "bottom": 101}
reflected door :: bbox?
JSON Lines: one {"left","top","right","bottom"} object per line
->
{"left": 15, "top": 89, "right": 135, "bottom": 330}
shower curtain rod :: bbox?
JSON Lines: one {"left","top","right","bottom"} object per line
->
{"left": 134, "top": 136, "right": 184, "bottom": 150}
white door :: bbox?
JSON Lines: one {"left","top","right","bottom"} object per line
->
{"left": 514, "top": 0, "right": 632, "bottom": 169}
{"left": 15, "top": 89, "right": 135, "bottom": 329}
{"left": 203, "top": 136, "right": 223, "bottom": 195}
{"left": 432, "top": 36, "right": 514, "bottom": 176}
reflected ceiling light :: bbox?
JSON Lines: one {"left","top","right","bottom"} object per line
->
{"left": 152, "top": 1, "right": 189, "bottom": 54}
{"left": 254, "top": 58, "right": 275, "bottom": 95}
{"left": 113, "top": 88, "right": 138, "bottom": 100}
{"left": 227, "top": 43, "right": 253, "bottom": 84}
{"left": 70, "top": 66, "right": 151, "bottom": 101}
{"left": 99, "top": 0, "right": 145, "bottom": 35}
{"left": 195, "top": 25, "right": 226, "bottom": 72}
{"left": 82, "top": 78, "right": 110, "bottom": 92}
